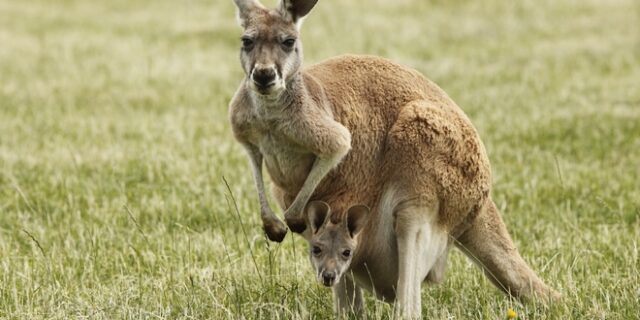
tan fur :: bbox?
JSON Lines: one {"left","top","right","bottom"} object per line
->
{"left": 229, "top": 0, "right": 559, "bottom": 318}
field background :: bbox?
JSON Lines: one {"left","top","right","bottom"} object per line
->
{"left": 1, "top": 0, "right": 639, "bottom": 318}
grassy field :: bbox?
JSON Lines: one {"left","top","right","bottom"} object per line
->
{"left": 1, "top": 0, "right": 639, "bottom": 318}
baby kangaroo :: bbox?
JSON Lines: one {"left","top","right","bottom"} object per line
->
{"left": 228, "top": 0, "right": 558, "bottom": 317}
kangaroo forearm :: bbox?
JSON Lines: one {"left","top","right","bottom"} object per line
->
{"left": 310, "top": 123, "right": 352, "bottom": 157}
{"left": 242, "top": 142, "right": 288, "bottom": 242}
{"left": 281, "top": 116, "right": 351, "bottom": 216}
{"left": 286, "top": 114, "right": 352, "bottom": 158}
{"left": 242, "top": 143, "right": 272, "bottom": 214}
{"left": 287, "top": 152, "right": 345, "bottom": 214}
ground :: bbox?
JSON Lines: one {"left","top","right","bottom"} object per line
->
{"left": 0, "top": 0, "right": 639, "bottom": 319}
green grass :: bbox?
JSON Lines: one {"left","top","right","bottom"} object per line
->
{"left": 1, "top": 0, "right": 639, "bottom": 318}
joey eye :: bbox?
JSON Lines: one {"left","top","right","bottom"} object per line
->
{"left": 241, "top": 37, "right": 254, "bottom": 49}
{"left": 342, "top": 250, "right": 351, "bottom": 258}
{"left": 282, "top": 38, "right": 296, "bottom": 48}
{"left": 312, "top": 246, "right": 322, "bottom": 256}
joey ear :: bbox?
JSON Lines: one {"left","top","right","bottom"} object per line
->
{"left": 305, "top": 200, "right": 330, "bottom": 234}
{"left": 279, "top": 0, "right": 318, "bottom": 24}
{"left": 232, "top": 0, "right": 263, "bottom": 27}
{"left": 346, "top": 205, "right": 369, "bottom": 237}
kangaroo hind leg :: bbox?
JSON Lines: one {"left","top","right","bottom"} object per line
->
{"left": 394, "top": 203, "right": 448, "bottom": 318}
{"left": 425, "top": 243, "right": 451, "bottom": 284}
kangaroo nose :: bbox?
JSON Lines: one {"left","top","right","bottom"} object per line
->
{"left": 322, "top": 271, "right": 336, "bottom": 286}
{"left": 252, "top": 68, "right": 276, "bottom": 88}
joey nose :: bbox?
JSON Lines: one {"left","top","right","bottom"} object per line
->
{"left": 322, "top": 271, "right": 336, "bottom": 286}
{"left": 252, "top": 68, "right": 276, "bottom": 88}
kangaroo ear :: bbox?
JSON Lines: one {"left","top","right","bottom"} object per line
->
{"left": 232, "top": 0, "right": 263, "bottom": 27}
{"left": 279, "top": 0, "right": 318, "bottom": 24}
{"left": 305, "top": 200, "right": 330, "bottom": 234}
{"left": 346, "top": 205, "right": 369, "bottom": 238}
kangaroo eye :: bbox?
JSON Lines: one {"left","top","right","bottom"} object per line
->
{"left": 312, "top": 246, "right": 322, "bottom": 256}
{"left": 282, "top": 38, "right": 295, "bottom": 48}
{"left": 241, "top": 37, "right": 254, "bottom": 48}
{"left": 342, "top": 250, "right": 351, "bottom": 258}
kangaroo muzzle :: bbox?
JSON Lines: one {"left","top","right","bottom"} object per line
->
{"left": 318, "top": 267, "right": 341, "bottom": 287}
{"left": 250, "top": 64, "right": 280, "bottom": 94}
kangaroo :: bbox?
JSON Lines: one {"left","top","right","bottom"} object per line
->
{"left": 228, "top": 0, "right": 559, "bottom": 317}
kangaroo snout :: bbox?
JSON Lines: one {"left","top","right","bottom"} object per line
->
{"left": 321, "top": 270, "right": 337, "bottom": 287}
{"left": 251, "top": 66, "right": 277, "bottom": 90}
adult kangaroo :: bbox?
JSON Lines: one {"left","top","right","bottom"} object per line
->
{"left": 228, "top": 0, "right": 559, "bottom": 317}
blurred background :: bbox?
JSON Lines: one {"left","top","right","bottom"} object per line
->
{"left": 0, "top": 0, "right": 639, "bottom": 318}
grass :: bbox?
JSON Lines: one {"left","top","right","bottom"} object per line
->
{"left": 0, "top": 0, "right": 639, "bottom": 318}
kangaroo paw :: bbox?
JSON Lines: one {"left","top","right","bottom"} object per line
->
{"left": 263, "top": 219, "right": 288, "bottom": 242}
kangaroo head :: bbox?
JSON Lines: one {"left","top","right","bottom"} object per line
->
{"left": 303, "top": 200, "right": 369, "bottom": 287}
{"left": 232, "top": 0, "right": 317, "bottom": 98}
